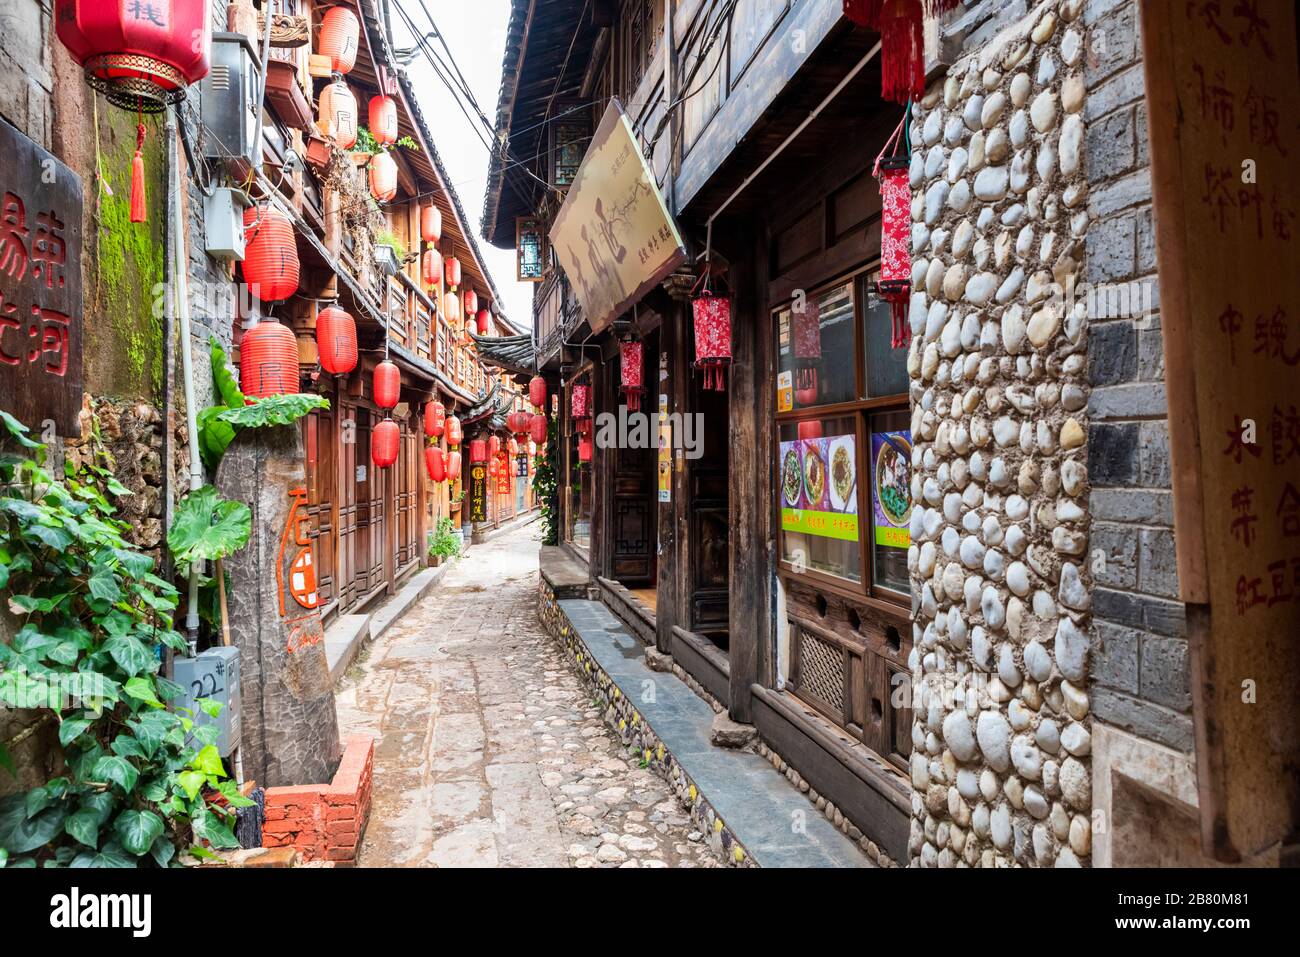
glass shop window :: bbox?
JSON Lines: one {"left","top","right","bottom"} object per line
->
{"left": 778, "top": 415, "right": 862, "bottom": 584}
{"left": 776, "top": 281, "right": 857, "bottom": 410}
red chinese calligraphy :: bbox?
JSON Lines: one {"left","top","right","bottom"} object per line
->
{"left": 1223, "top": 415, "right": 1262, "bottom": 463}
{"left": 0, "top": 192, "right": 29, "bottom": 281}
{"left": 1230, "top": 484, "right": 1258, "bottom": 547}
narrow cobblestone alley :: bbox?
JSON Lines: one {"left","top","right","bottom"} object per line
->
{"left": 335, "top": 523, "right": 719, "bottom": 868}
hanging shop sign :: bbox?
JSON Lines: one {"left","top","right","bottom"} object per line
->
{"left": 549, "top": 100, "right": 685, "bottom": 336}
{"left": 1140, "top": 0, "right": 1300, "bottom": 859}
{"left": 0, "top": 119, "right": 83, "bottom": 437}
{"left": 469, "top": 461, "right": 487, "bottom": 522}
{"left": 515, "top": 453, "right": 529, "bottom": 478}
{"left": 496, "top": 454, "right": 511, "bottom": 495}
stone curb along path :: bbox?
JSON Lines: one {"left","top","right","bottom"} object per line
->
{"left": 335, "top": 523, "right": 722, "bottom": 868}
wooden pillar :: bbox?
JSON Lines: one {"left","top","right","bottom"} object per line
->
{"left": 656, "top": 301, "right": 690, "bottom": 654}
{"left": 726, "top": 228, "right": 772, "bottom": 722}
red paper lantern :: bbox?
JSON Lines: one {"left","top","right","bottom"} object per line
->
{"left": 791, "top": 298, "right": 822, "bottom": 393}
{"left": 529, "top": 375, "right": 547, "bottom": 410}
{"left": 489, "top": 435, "right": 501, "bottom": 458}
{"left": 469, "top": 438, "right": 488, "bottom": 463}
{"left": 507, "top": 410, "right": 531, "bottom": 436}
{"left": 446, "top": 450, "right": 462, "bottom": 481}
{"left": 462, "top": 289, "right": 477, "bottom": 317}
{"left": 319, "top": 6, "right": 361, "bottom": 74}
{"left": 369, "top": 151, "right": 397, "bottom": 202}
{"left": 692, "top": 292, "right": 731, "bottom": 391}
{"left": 530, "top": 413, "right": 547, "bottom": 445}
{"left": 443, "top": 256, "right": 461, "bottom": 290}
{"left": 578, "top": 437, "right": 593, "bottom": 463}
{"left": 372, "top": 419, "right": 399, "bottom": 468}
{"left": 422, "top": 247, "right": 443, "bottom": 289}
{"left": 571, "top": 384, "right": 592, "bottom": 435}
{"left": 425, "top": 400, "right": 445, "bottom": 438}
{"left": 55, "top": 0, "right": 212, "bottom": 112}
{"left": 368, "top": 95, "right": 398, "bottom": 146}
{"left": 242, "top": 205, "right": 300, "bottom": 303}
{"left": 876, "top": 155, "right": 913, "bottom": 348}
{"left": 476, "top": 309, "right": 490, "bottom": 336}
{"left": 443, "top": 291, "right": 461, "bottom": 327}
{"left": 796, "top": 383, "right": 819, "bottom": 407}
{"left": 425, "top": 446, "right": 445, "bottom": 482}
{"left": 320, "top": 80, "right": 357, "bottom": 149}
{"left": 373, "top": 360, "right": 400, "bottom": 410}
{"left": 508, "top": 437, "right": 519, "bottom": 455}
{"left": 420, "top": 204, "right": 442, "bottom": 243}
{"left": 240, "top": 321, "right": 299, "bottom": 398}
{"left": 619, "top": 340, "right": 644, "bottom": 411}
{"left": 488, "top": 458, "right": 498, "bottom": 479}
{"left": 797, "top": 420, "right": 824, "bottom": 441}
{"left": 445, "top": 415, "right": 462, "bottom": 446}
{"left": 316, "top": 305, "right": 357, "bottom": 375}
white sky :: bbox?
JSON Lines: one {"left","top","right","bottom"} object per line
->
{"left": 390, "top": 0, "right": 534, "bottom": 331}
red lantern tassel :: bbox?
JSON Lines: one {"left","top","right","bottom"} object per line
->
{"left": 130, "top": 123, "right": 147, "bottom": 224}
{"left": 878, "top": 2, "right": 926, "bottom": 105}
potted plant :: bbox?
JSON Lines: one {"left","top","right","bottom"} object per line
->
{"left": 427, "top": 517, "right": 462, "bottom": 567}
{"left": 374, "top": 228, "right": 405, "bottom": 277}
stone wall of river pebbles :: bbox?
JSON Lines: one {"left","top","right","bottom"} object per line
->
{"left": 905, "top": 0, "right": 1093, "bottom": 867}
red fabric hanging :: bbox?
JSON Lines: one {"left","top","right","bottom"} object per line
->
{"left": 843, "top": 1, "right": 962, "bottom": 104}
{"left": 691, "top": 291, "right": 732, "bottom": 391}
{"left": 876, "top": 158, "right": 913, "bottom": 349}
{"left": 619, "top": 340, "right": 644, "bottom": 411}
{"left": 130, "top": 122, "right": 147, "bottom": 223}
{"left": 791, "top": 298, "right": 821, "bottom": 393}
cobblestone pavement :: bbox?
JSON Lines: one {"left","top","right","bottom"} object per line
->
{"left": 336, "top": 522, "right": 720, "bottom": 868}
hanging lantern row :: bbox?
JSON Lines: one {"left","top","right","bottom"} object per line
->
{"left": 372, "top": 418, "right": 399, "bottom": 468}
{"left": 317, "top": 305, "right": 357, "bottom": 375}
{"left": 529, "top": 376, "right": 547, "bottom": 410}
{"left": 425, "top": 400, "right": 446, "bottom": 438}
{"left": 691, "top": 290, "right": 731, "bottom": 392}
{"left": 320, "top": 6, "right": 361, "bottom": 75}
{"left": 369, "top": 150, "right": 397, "bottom": 202}
{"left": 374, "top": 359, "right": 400, "bottom": 410}
{"left": 571, "top": 383, "right": 592, "bottom": 434}
{"left": 319, "top": 79, "right": 358, "bottom": 149}
{"left": 529, "top": 413, "right": 547, "bottom": 445}
{"left": 421, "top": 204, "right": 442, "bottom": 243}
{"left": 242, "top": 205, "right": 300, "bottom": 303}
{"left": 369, "top": 94, "right": 398, "bottom": 146}
{"left": 241, "top": 321, "right": 299, "bottom": 398}
{"left": 619, "top": 340, "right": 644, "bottom": 412}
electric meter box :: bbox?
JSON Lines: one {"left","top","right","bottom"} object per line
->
{"left": 173, "top": 646, "right": 242, "bottom": 758}
{"left": 199, "top": 32, "right": 262, "bottom": 170}
{"left": 204, "top": 186, "right": 249, "bottom": 260}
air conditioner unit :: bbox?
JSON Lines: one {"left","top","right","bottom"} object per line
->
{"left": 173, "top": 646, "right": 242, "bottom": 758}
{"left": 199, "top": 32, "right": 262, "bottom": 172}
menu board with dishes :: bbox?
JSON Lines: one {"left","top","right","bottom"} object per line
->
{"left": 870, "top": 430, "right": 912, "bottom": 549}
{"left": 780, "top": 431, "right": 858, "bottom": 542}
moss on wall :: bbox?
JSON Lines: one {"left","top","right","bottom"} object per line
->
{"left": 85, "top": 109, "right": 166, "bottom": 402}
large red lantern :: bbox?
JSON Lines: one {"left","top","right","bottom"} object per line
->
{"left": 692, "top": 291, "right": 732, "bottom": 391}
{"left": 369, "top": 151, "right": 397, "bottom": 202}
{"left": 475, "top": 309, "right": 490, "bottom": 336}
{"left": 240, "top": 322, "right": 299, "bottom": 398}
{"left": 425, "top": 446, "right": 445, "bottom": 482}
{"left": 368, "top": 95, "right": 398, "bottom": 146}
{"left": 320, "top": 80, "right": 358, "bottom": 149}
{"left": 372, "top": 419, "right": 399, "bottom": 468}
{"left": 530, "top": 413, "right": 547, "bottom": 445}
{"left": 791, "top": 297, "right": 822, "bottom": 395}
{"left": 571, "top": 383, "right": 592, "bottom": 435}
{"left": 489, "top": 435, "right": 501, "bottom": 458}
{"left": 425, "top": 400, "right": 446, "bottom": 438}
{"left": 529, "top": 376, "right": 547, "bottom": 410}
{"left": 797, "top": 420, "right": 824, "bottom": 441}
{"left": 619, "top": 340, "right": 644, "bottom": 411}
{"left": 469, "top": 438, "right": 488, "bottom": 464}
{"left": 422, "top": 247, "right": 443, "bottom": 289}
{"left": 507, "top": 410, "right": 531, "bottom": 436}
{"left": 420, "top": 205, "right": 442, "bottom": 243}
{"left": 462, "top": 289, "right": 478, "bottom": 316}
{"left": 443, "top": 291, "right": 461, "bottom": 328}
{"left": 578, "top": 437, "right": 593, "bottom": 463}
{"left": 319, "top": 6, "right": 361, "bottom": 74}
{"left": 446, "top": 450, "right": 462, "bottom": 481}
{"left": 444, "top": 257, "right": 461, "bottom": 290}
{"left": 875, "top": 152, "right": 912, "bottom": 348}
{"left": 445, "top": 415, "right": 462, "bottom": 446}
{"left": 316, "top": 305, "right": 357, "bottom": 375}
{"left": 55, "top": 0, "right": 212, "bottom": 112}
{"left": 242, "top": 205, "right": 300, "bottom": 303}
{"left": 374, "top": 360, "right": 400, "bottom": 409}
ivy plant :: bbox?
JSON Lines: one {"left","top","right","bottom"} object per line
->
{"left": 0, "top": 412, "right": 247, "bottom": 867}
{"left": 534, "top": 415, "right": 559, "bottom": 546}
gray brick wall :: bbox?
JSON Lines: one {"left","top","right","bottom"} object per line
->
{"left": 1082, "top": 0, "right": 1192, "bottom": 751}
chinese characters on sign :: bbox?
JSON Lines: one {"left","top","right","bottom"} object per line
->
{"left": 0, "top": 119, "right": 83, "bottom": 436}
{"left": 469, "top": 463, "right": 487, "bottom": 523}
{"left": 549, "top": 101, "right": 686, "bottom": 336}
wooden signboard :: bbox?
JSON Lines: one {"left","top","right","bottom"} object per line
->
{"left": 1141, "top": 0, "right": 1299, "bottom": 860}
{"left": 469, "top": 462, "right": 487, "bottom": 523}
{"left": 549, "top": 100, "right": 686, "bottom": 336}
{"left": 0, "top": 118, "right": 83, "bottom": 437}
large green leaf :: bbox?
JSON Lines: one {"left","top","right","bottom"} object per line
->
{"left": 167, "top": 486, "right": 251, "bottom": 565}
{"left": 91, "top": 755, "right": 139, "bottom": 794}
{"left": 216, "top": 393, "right": 329, "bottom": 429}
{"left": 0, "top": 410, "right": 40, "bottom": 448}
{"left": 113, "top": 809, "right": 164, "bottom": 856}
{"left": 209, "top": 337, "right": 245, "bottom": 409}
{"left": 87, "top": 567, "right": 122, "bottom": 603}
{"left": 196, "top": 405, "right": 237, "bottom": 472}
{"left": 0, "top": 796, "right": 66, "bottom": 854}
{"left": 70, "top": 840, "right": 137, "bottom": 868}
{"left": 104, "top": 633, "right": 154, "bottom": 678}
{"left": 64, "top": 809, "right": 102, "bottom": 849}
